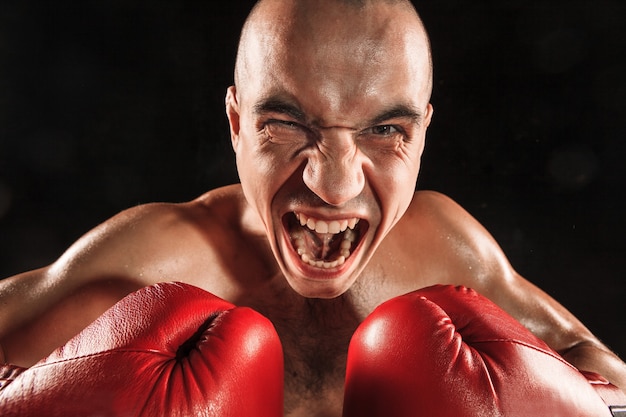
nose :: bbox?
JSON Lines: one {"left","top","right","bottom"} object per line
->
{"left": 302, "top": 130, "right": 365, "bottom": 206}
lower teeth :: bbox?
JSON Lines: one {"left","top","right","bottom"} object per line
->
{"left": 301, "top": 253, "right": 346, "bottom": 269}
{"left": 293, "top": 228, "right": 355, "bottom": 269}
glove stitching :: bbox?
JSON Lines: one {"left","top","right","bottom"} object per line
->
{"left": 30, "top": 349, "right": 174, "bottom": 369}
{"left": 472, "top": 339, "right": 578, "bottom": 370}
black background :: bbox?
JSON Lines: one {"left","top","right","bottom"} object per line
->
{"left": 1, "top": 1, "right": 625, "bottom": 356}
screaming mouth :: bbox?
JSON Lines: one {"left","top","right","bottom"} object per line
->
{"left": 287, "top": 212, "right": 364, "bottom": 269}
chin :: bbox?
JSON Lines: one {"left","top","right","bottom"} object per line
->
{"left": 277, "top": 237, "right": 369, "bottom": 299}
{"left": 285, "top": 274, "right": 356, "bottom": 299}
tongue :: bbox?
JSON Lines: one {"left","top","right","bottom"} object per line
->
{"left": 287, "top": 214, "right": 360, "bottom": 263}
{"left": 319, "top": 233, "right": 337, "bottom": 259}
{"left": 302, "top": 227, "right": 342, "bottom": 261}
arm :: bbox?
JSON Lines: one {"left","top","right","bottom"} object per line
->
{"left": 492, "top": 270, "right": 626, "bottom": 393}
{"left": 415, "top": 191, "right": 626, "bottom": 392}
{"left": 560, "top": 332, "right": 626, "bottom": 393}
{"left": 0, "top": 221, "right": 143, "bottom": 367}
{"left": 0, "top": 268, "right": 141, "bottom": 367}
{"left": 0, "top": 203, "right": 187, "bottom": 367}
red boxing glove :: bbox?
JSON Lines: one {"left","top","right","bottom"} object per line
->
{"left": 343, "top": 285, "right": 625, "bottom": 417}
{"left": 0, "top": 282, "right": 284, "bottom": 417}
{"left": 0, "top": 364, "right": 25, "bottom": 392}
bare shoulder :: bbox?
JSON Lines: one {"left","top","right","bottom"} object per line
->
{"left": 383, "top": 190, "right": 517, "bottom": 293}
{"left": 404, "top": 190, "right": 494, "bottom": 240}
{"left": 49, "top": 184, "right": 249, "bottom": 288}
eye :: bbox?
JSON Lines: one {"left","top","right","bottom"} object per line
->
{"left": 361, "top": 124, "right": 404, "bottom": 139}
{"left": 370, "top": 125, "right": 399, "bottom": 135}
{"left": 271, "top": 119, "right": 300, "bottom": 129}
{"left": 263, "top": 119, "right": 309, "bottom": 143}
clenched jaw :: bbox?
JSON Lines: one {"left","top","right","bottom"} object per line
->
{"left": 283, "top": 212, "right": 368, "bottom": 271}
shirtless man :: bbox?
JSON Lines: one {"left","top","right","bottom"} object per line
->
{"left": 1, "top": 0, "right": 625, "bottom": 415}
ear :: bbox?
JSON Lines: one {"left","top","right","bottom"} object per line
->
{"left": 424, "top": 103, "right": 434, "bottom": 128}
{"left": 225, "top": 86, "right": 241, "bottom": 151}
{"left": 416, "top": 103, "right": 434, "bottom": 157}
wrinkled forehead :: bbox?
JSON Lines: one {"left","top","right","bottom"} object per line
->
{"left": 237, "top": 0, "right": 432, "bottom": 119}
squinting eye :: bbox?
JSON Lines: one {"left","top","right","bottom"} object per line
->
{"left": 263, "top": 119, "right": 309, "bottom": 143}
{"left": 274, "top": 120, "right": 300, "bottom": 129}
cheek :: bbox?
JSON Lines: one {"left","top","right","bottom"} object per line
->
{"left": 383, "top": 163, "right": 419, "bottom": 208}
{"left": 235, "top": 134, "right": 305, "bottom": 214}
{"left": 365, "top": 146, "right": 423, "bottom": 219}
{"left": 236, "top": 145, "right": 278, "bottom": 211}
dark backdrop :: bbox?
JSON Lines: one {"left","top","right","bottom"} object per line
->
{"left": 1, "top": 1, "right": 625, "bottom": 356}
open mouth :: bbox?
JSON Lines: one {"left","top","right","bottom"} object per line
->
{"left": 284, "top": 212, "right": 367, "bottom": 270}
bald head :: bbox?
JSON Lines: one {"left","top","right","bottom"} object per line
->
{"left": 233, "top": 0, "right": 433, "bottom": 105}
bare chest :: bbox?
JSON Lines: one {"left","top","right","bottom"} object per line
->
{"left": 251, "top": 294, "right": 366, "bottom": 417}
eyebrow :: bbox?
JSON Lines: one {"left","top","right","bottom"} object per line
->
{"left": 253, "top": 97, "right": 423, "bottom": 127}
{"left": 253, "top": 97, "right": 306, "bottom": 122}
{"left": 368, "top": 105, "right": 424, "bottom": 127}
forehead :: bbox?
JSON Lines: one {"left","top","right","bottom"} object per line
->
{"left": 239, "top": 1, "right": 431, "bottom": 124}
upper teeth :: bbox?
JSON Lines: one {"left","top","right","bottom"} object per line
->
{"left": 295, "top": 213, "right": 359, "bottom": 234}
{"left": 292, "top": 212, "right": 360, "bottom": 269}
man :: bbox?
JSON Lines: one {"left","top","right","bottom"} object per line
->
{"left": 1, "top": 0, "right": 625, "bottom": 415}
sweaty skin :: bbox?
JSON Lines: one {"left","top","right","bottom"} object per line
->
{"left": 1, "top": 1, "right": 625, "bottom": 416}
